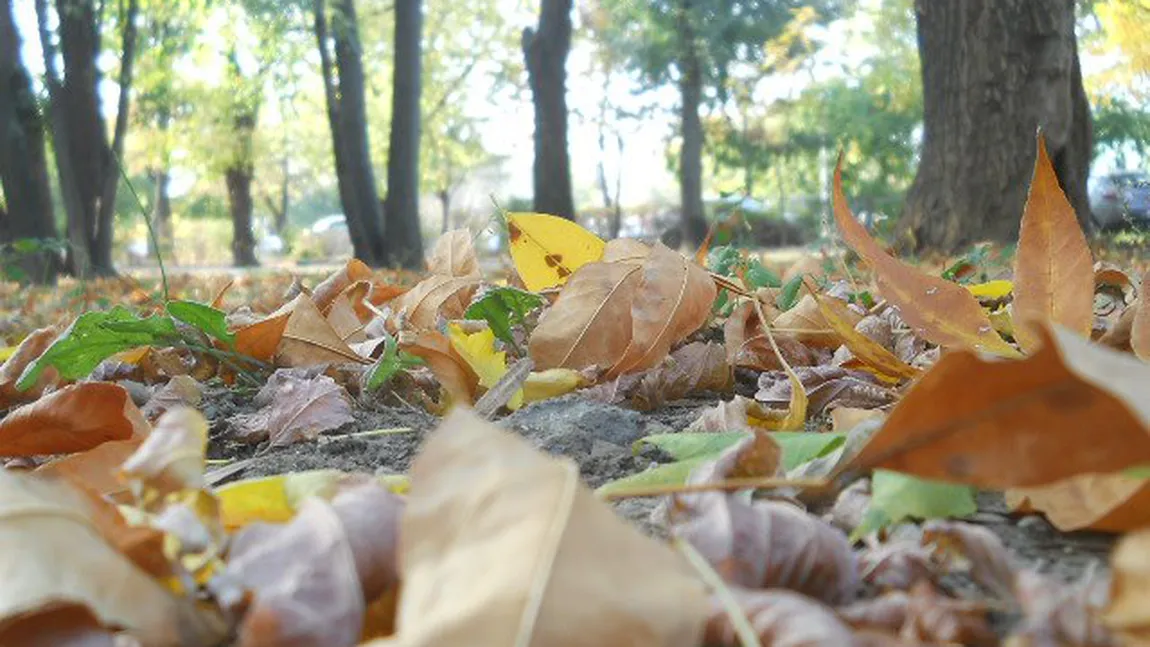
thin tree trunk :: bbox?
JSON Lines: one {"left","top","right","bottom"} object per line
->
{"left": 522, "top": 0, "right": 575, "bottom": 221}
{"left": 0, "top": 0, "right": 59, "bottom": 283}
{"left": 611, "top": 132, "right": 624, "bottom": 240}
{"left": 226, "top": 112, "right": 259, "bottom": 267}
{"left": 899, "top": 0, "right": 1093, "bottom": 251}
{"left": 275, "top": 153, "right": 289, "bottom": 234}
{"left": 317, "top": 0, "right": 386, "bottom": 266}
{"left": 676, "top": 0, "right": 708, "bottom": 247}
{"left": 150, "top": 168, "right": 173, "bottom": 259}
{"left": 383, "top": 0, "right": 425, "bottom": 269}
{"left": 91, "top": 0, "right": 139, "bottom": 275}
{"left": 439, "top": 189, "right": 451, "bottom": 234}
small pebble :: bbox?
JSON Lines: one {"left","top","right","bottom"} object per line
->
{"left": 1016, "top": 515, "right": 1050, "bottom": 533}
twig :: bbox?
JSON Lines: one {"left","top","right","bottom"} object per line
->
{"left": 598, "top": 476, "right": 829, "bottom": 500}
{"left": 474, "top": 357, "right": 534, "bottom": 419}
{"left": 325, "top": 427, "right": 412, "bottom": 440}
{"left": 674, "top": 538, "right": 762, "bottom": 647}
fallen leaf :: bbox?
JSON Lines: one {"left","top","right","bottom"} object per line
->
{"left": 1005, "top": 472, "right": 1150, "bottom": 532}
{"left": 326, "top": 293, "right": 369, "bottom": 345}
{"left": 383, "top": 408, "right": 708, "bottom": 646}
{"left": 832, "top": 157, "right": 1020, "bottom": 357}
{"left": 842, "top": 326, "right": 1150, "bottom": 489}
{"left": 853, "top": 470, "right": 976, "bottom": 540}
{"left": 392, "top": 275, "right": 481, "bottom": 330}
{"left": 1133, "top": 271, "right": 1150, "bottom": 360}
{"left": 921, "top": 520, "right": 1016, "bottom": 600}
{"left": 0, "top": 325, "right": 59, "bottom": 407}
{"left": 522, "top": 368, "right": 585, "bottom": 403}
{"left": 232, "top": 371, "right": 355, "bottom": 446}
{"left": 312, "top": 259, "right": 374, "bottom": 313}
{"left": 227, "top": 481, "right": 404, "bottom": 647}
{"left": 772, "top": 293, "right": 846, "bottom": 348}
{"left": 234, "top": 308, "right": 292, "bottom": 363}
{"left": 0, "top": 471, "right": 225, "bottom": 644}
{"left": 724, "top": 300, "right": 823, "bottom": 371}
{"left": 1011, "top": 134, "right": 1095, "bottom": 352}
{"left": 529, "top": 260, "right": 642, "bottom": 370}
{"left": 37, "top": 438, "right": 142, "bottom": 499}
{"left": 830, "top": 407, "right": 885, "bottom": 432}
{"left": 756, "top": 366, "right": 898, "bottom": 417}
{"left": 447, "top": 323, "right": 522, "bottom": 410}
{"left": 812, "top": 291, "right": 919, "bottom": 381}
{"left": 506, "top": 212, "right": 607, "bottom": 291}
{"left": 967, "top": 280, "right": 1013, "bottom": 302}
{"left": 278, "top": 295, "right": 370, "bottom": 367}
{"left": 427, "top": 228, "right": 481, "bottom": 278}
{"left": 582, "top": 341, "right": 732, "bottom": 410}
{"left": 215, "top": 469, "right": 363, "bottom": 530}
{"left": 1106, "top": 529, "right": 1150, "bottom": 644}
{"left": 0, "top": 382, "right": 148, "bottom": 457}
{"left": 120, "top": 407, "right": 208, "bottom": 498}
{"left": 703, "top": 588, "right": 855, "bottom": 647}
{"left": 399, "top": 330, "right": 479, "bottom": 405}
{"left": 846, "top": 582, "right": 995, "bottom": 646}
{"left": 609, "top": 244, "right": 716, "bottom": 377}
{"left": 857, "top": 536, "right": 940, "bottom": 591}
{"left": 141, "top": 374, "right": 203, "bottom": 420}
{"left": 1012, "top": 569, "right": 1115, "bottom": 647}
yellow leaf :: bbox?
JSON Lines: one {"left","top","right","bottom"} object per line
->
{"left": 507, "top": 212, "right": 606, "bottom": 291}
{"left": 966, "top": 280, "right": 1013, "bottom": 301}
{"left": 215, "top": 470, "right": 408, "bottom": 531}
{"left": 0, "top": 347, "right": 16, "bottom": 363}
{"left": 447, "top": 323, "right": 523, "bottom": 410}
{"left": 522, "top": 368, "right": 585, "bottom": 403}
{"left": 1011, "top": 133, "right": 1094, "bottom": 352}
{"left": 810, "top": 290, "right": 919, "bottom": 382}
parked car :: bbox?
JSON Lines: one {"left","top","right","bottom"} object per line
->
{"left": 1089, "top": 171, "right": 1150, "bottom": 229}
{"left": 305, "top": 214, "right": 354, "bottom": 259}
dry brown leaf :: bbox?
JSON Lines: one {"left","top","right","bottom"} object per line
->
{"left": 813, "top": 292, "right": 918, "bottom": 381}
{"left": 1106, "top": 529, "right": 1150, "bottom": 644}
{"left": 1005, "top": 472, "right": 1150, "bottom": 532}
{"left": 1132, "top": 271, "right": 1150, "bottom": 361}
{"left": 772, "top": 293, "right": 847, "bottom": 348}
{"left": 586, "top": 341, "right": 732, "bottom": 411}
{"left": 312, "top": 259, "right": 374, "bottom": 313}
{"left": 841, "top": 582, "right": 995, "bottom": 646}
{"left": 609, "top": 244, "right": 716, "bottom": 377}
{"left": 234, "top": 307, "right": 293, "bottom": 363}
{"left": 921, "top": 520, "right": 1015, "bottom": 600}
{"left": 704, "top": 588, "right": 855, "bottom": 647}
{"left": 0, "top": 602, "right": 123, "bottom": 647}
{"left": 671, "top": 452, "right": 858, "bottom": 604}
{"left": 687, "top": 395, "right": 773, "bottom": 433}
{"left": 725, "top": 300, "right": 824, "bottom": 371}
{"left": 37, "top": 438, "right": 142, "bottom": 499}
{"left": 232, "top": 371, "right": 355, "bottom": 446}
{"left": 858, "top": 538, "right": 940, "bottom": 592}
{"left": 1098, "top": 302, "right": 1136, "bottom": 351}
{"left": 1011, "top": 570, "right": 1115, "bottom": 647}
{"left": 601, "top": 237, "right": 652, "bottom": 263}
{"left": 832, "top": 157, "right": 1020, "bottom": 357}
{"left": 529, "top": 260, "right": 643, "bottom": 371}
{"left": 277, "top": 294, "right": 370, "bottom": 367}
{"left": 381, "top": 407, "right": 708, "bottom": 646}
{"left": 0, "top": 382, "right": 148, "bottom": 457}
{"left": 0, "top": 325, "right": 59, "bottom": 407}
{"left": 827, "top": 478, "right": 871, "bottom": 534}
{"left": 0, "top": 471, "right": 225, "bottom": 645}
{"left": 842, "top": 326, "right": 1150, "bottom": 489}
{"left": 229, "top": 480, "right": 403, "bottom": 647}
{"left": 326, "top": 293, "right": 369, "bottom": 345}
{"left": 756, "top": 366, "right": 898, "bottom": 417}
{"left": 1012, "top": 135, "right": 1095, "bottom": 352}
{"left": 426, "top": 228, "right": 481, "bottom": 278}
{"left": 399, "top": 330, "right": 479, "bottom": 405}
{"left": 141, "top": 375, "right": 203, "bottom": 421}
{"left": 120, "top": 407, "right": 208, "bottom": 498}
{"left": 392, "top": 275, "right": 480, "bottom": 330}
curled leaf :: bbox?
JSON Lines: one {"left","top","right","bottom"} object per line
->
{"left": 121, "top": 407, "right": 208, "bottom": 498}
{"left": 0, "top": 382, "right": 148, "bottom": 457}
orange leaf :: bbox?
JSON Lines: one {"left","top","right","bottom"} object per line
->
{"left": 37, "top": 438, "right": 142, "bottom": 499}
{"left": 1133, "top": 271, "right": 1150, "bottom": 361}
{"left": 1011, "top": 133, "right": 1094, "bottom": 352}
{"left": 1006, "top": 473, "right": 1150, "bottom": 533}
{"left": 810, "top": 290, "right": 919, "bottom": 382}
{"left": 399, "top": 330, "right": 479, "bottom": 405}
{"left": 312, "top": 259, "right": 373, "bottom": 313}
{"left": 0, "top": 383, "right": 148, "bottom": 457}
{"left": 277, "top": 295, "right": 370, "bottom": 366}
{"left": 832, "top": 158, "right": 1019, "bottom": 358}
{"left": 841, "top": 326, "right": 1150, "bottom": 489}
{"left": 234, "top": 308, "right": 292, "bottom": 363}
{"left": 0, "top": 325, "right": 59, "bottom": 408}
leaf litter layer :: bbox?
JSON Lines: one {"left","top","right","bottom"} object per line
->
{"left": 0, "top": 137, "right": 1148, "bottom": 644}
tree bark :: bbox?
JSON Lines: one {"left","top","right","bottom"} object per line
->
{"left": 383, "top": 0, "right": 425, "bottom": 269}
{"left": 226, "top": 112, "right": 259, "bottom": 267}
{"left": 150, "top": 168, "right": 174, "bottom": 260}
{"left": 522, "top": 0, "right": 575, "bottom": 221}
{"left": 676, "top": 0, "right": 708, "bottom": 247}
{"left": 899, "top": 0, "right": 1093, "bottom": 252}
{"left": 0, "top": 0, "right": 59, "bottom": 283}
{"left": 92, "top": 0, "right": 139, "bottom": 275}
{"left": 315, "top": 0, "right": 387, "bottom": 266}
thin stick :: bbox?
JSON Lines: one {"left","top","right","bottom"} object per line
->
{"left": 599, "top": 476, "right": 829, "bottom": 500}
{"left": 111, "top": 148, "right": 169, "bottom": 300}
{"left": 674, "top": 538, "right": 762, "bottom": 647}
{"left": 326, "top": 427, "right": 412, "bottom": 440}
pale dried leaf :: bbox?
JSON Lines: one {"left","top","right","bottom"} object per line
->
{"left": 921, "top": 520, "right": 1016, "bottom": 600}
{"left": 726, "top": 300, "right": 825, "bottom": 370}
{"left": 232, "top": 372, "right": 355, "bottom": 446}
{"left": 704, "top": 588, "right": 855, "bottom": 647}
{"left": 427, "top": 229, "right": 480, "bottom": 278}
{"left": 121, "top": 407, "right": 208, "bottom": 497}
{"left": 392, "top": 275, "right": 480, "bottom": 330}
{"left": 756, "top": 366, "right": 898, "bottom": 416}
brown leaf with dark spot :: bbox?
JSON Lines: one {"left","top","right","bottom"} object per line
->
{"left": 0, "top": 383, "right": 148, "bottom": 458}
{"left": 232, "top": 371, "right": 355, "bottom": 446}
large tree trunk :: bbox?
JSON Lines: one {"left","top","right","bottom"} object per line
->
{"left": 522, "top": 0, "right": 575, "bottom": 221}
{"left": 315, "top": 0, "right": 387, "bottom": 266}
{"left": 382, "top": 0, "right": 425, "bottom": 269}
{"left": 676, "top": 0, "right": 708, "bottom": 248}
{"left": 0, "top": 0, "right": 59, "bottom": 283}
{"left": 899, "top": 0, "right": 1093, "bottom": 252}
{"left": 226, "top": 113, "right": 259, "bottom": 267}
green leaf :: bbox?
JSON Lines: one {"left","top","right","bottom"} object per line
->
{"left": 166, "top": 300, "right": 236, "bottom": 345}
{"left": 365, "top": 335, "right": 424, "bottom": 391}
{"left": 604, "top": 431, "right": 847, "bottom": 494}
{"left": 17, "top": 307, "right": 180, "bottom": 391}
{"left": 777, "top": 274, "right": 804, "bottom": 311}
{"left": 746, "top": 263, "right": 781, "bottom": 289}
{"left": 851, "top": 470, "right": 977, "bottom": 541}
{"left": 463, "top": 286, "right": 545, "bottom": 346}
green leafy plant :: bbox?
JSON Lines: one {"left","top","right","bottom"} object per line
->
{"left": 851, "top": 470, "right": 977, "bottom": 541}
{"left": 365, "top": 335, "right": 425, "bottom": 391}
{"left": 464, "top": 286, "right": 545, "bottom": 349}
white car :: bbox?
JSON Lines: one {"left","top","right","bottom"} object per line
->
{"left": 308, "top": 214, "right": 354, "bottom": 259}
{"left": 1089, "top": 172, "right": 1150, "bottom": 230}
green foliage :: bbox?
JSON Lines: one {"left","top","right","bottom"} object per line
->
{"left": 166, "top": 300, "right": 236, "bottom": 345}
{"left": 17, "top": 308, "right": 181, "bottom": 390}
{"left": 851, "top": 470, "right": 977, "bottom": 541}
{"left": 365, "top": 335, "right": 425, "bottom": 391}
{"left": 776, "top": 274, "right": 804, "bottom": 310}
{"left": 0, "top": 238, "right": 67, "bottom": 283}
{"left": 464, "top": 287, "right": 545, "bottom": 347}
{"left": 706, "top": 245, "right": 781, "bottom": 314}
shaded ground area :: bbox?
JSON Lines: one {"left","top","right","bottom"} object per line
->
{"left": 203, "top": 390, "right": 1116, "bottom": 595}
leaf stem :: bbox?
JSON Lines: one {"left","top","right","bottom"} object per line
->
{"left": 110, "top": 148, "right": 168, "bottom": 301}
{"left": 598, "top": 476, "right": 829, "bottom": 500}
{"left": 674, "top": 537, "right": 763, "bottom": 647}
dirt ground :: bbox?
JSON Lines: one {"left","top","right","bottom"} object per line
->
{"left": 203, "top": 391, "right": 1115, "bottom": 602}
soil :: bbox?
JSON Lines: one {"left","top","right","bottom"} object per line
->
{"left": 202, "top": 388, "right": 1116, "bottom": 609}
